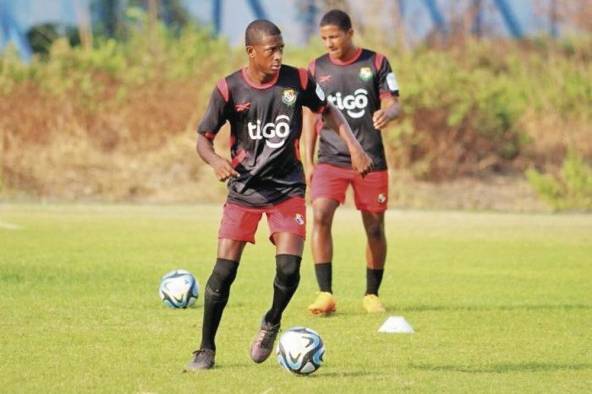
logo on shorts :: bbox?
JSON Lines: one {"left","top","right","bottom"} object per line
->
{"left": 282, "top": 89, "right": 297, "bottom": 106}
{"left": 359, "top": 67, "right": 373, "bottom": 81}
{"left": 377, "top": 193, "right": 387, "bottom": 204}
{"left": 294, "top": 213, "right": 305, "bottom": 225}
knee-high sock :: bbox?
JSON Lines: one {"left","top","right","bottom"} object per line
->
{"left": 366, "top": 267, "right": 384, "bottom": 296}
{"left": 314, "top": 262, "right": 332, "bottom": 293}
{"left": 200, "top": 258, "right": 239, "bottom": 351}
{"left": 264, "top": 254, "right": 301, "bottom": 325}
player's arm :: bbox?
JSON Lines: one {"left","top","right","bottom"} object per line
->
{"left": 324, "top": 103, "right": 373, "bottom": 176}
{"left": 196, "top": 134, "right": 238, "bottom": 182}
{"left": 302, "top": 108, "right": 318, "bottom": 185}
{"left": 373, "top": 54, "right": 401, "bottom": 130}
{"left": 196, "top": 79, "right": 238, "bottom": 182}
{"left": 373, "top": 95, "right": 401, "bottom": 130}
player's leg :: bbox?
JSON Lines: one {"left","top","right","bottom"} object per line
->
{"left": 199, "top": 239, "right": 245, "bottom": 352}
{"left": 308, "top": 164, "right": 350, "bottom": 315}
{"left": 353, "top": 170, "right": 389, "bottom": 313}
{"left": 250, "top": 197, "right": 305, "bottom": 363}
{"left": 307, "top": 198, "right": 339, "bottom": 314}
{"left": 361, "top": 211, "right": 387, "bottom": 312}
{"left": 187, "top": 204, "right": 260, "bottom": 371}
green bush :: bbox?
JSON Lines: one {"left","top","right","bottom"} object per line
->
{"left": 527, "top": 151, "right": 592, "bottom": 211}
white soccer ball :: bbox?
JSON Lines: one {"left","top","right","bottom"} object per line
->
{"left": 158, "top": 269, "right": 199, "bottom": 308}
{"left": 276, "top": 327, "right": 325, "bottom": 375}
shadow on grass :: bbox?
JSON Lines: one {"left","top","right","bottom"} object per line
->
{"left": 410, "top": 362, "right": 592, "bottom": 374}
{"left": 398, "top": 304, "right": 592, "bottom": 313}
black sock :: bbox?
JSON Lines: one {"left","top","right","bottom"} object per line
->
{"left": 314, "top": 262, "right": 332, "bottom": 293}
{"left": 200, "top": 258, "right": 239, "bottom": 351}
{"left": 366, "top": 268, "right": 384, "bottom": 296}
{"left": 264, "top": 254, "right": 301, "bottom": 325}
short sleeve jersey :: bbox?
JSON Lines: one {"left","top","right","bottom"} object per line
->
{"left": 309, "top": 48, "right": 399, "bottom": 171}
{"left": 198, "top": 65, "right": 326, "bottom": 207}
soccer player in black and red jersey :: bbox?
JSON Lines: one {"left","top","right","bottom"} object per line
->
{"left": 185, "top": 19, "right": 372, "bottom": 370}
{"left": 304, "top": 10, "right": 401, "bottom": 315}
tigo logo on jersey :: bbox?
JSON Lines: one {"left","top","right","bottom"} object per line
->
{"left": 282, "top": 89, "right": 297, "bottom": 106}
{"left": 327, "top": 89, "right": 369, "bottom": 119}
{"left": 247, "top": 115, "right": 291, "bottom": 149}
{"left": 359, "top": 67, "right": 373, "bottom": 81}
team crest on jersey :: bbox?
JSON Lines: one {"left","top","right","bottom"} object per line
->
{"left": 359, "top": 67, "right": 373, "bottom": 81}
{"left": 294, "top": 213, "right": 305, "bottom": 225}
{"left": 282, "top": 89, "right": 297, "bottom": 106}
{"left": 377, "top": 193, "right": 387, "bottom": 204}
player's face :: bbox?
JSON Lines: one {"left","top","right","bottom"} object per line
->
{"left": 320, "top": 25, "right": 354, "bottom": 60}
{"left": 247, "top": 34, "right": 284, "bottom": 76}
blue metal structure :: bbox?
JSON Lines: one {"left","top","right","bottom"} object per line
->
{"left": 0, "top": 0, "right": 578, "bottom": 61}
{"left": 492, "top": 0, "right": 524, "bottom": 38}
{"left": 0, "top": 0, "right": 32, "bottom": 61}
{"left": 212, "top": 0, "right": 268, "bottom": 35}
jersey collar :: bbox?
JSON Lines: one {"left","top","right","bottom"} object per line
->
{"left": 328, "top": 47, "right": 362, "bottom": 66}
{"left": 241, "top": 67, "right": 281, "bottom": 89}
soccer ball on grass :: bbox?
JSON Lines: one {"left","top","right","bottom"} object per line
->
{"left": 276, "top": 327, "right": 325, "bottom": 375}
{"left": 158, "top": 269, "right": 199, "bottom": 308}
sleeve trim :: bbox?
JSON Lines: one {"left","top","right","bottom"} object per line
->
{"left": 298, "top": 68, "right": 308, "bottom": 90}
{"left": 308, "top": 60, "right": 316, "bottom": 77}
{"left": 374, "top": 53, "right": 385, "bottom": 71}
{"left": 216, "top": 78, "right": 230, "bottom": 102}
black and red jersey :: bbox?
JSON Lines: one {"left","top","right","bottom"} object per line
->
{"left": 198, "top": 65, "right": 326, "bottom": 207}
{"left": 309, "top": 48, "right": 399, "bottom": 171}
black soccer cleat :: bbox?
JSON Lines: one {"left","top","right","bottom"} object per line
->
{"left": 185, "top": 349, "right": 215, "bottom": 371}
{"left": 250, "top": 320, "right": 280, "bottom": 363}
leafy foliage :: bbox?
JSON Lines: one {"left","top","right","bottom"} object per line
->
{"left": 527, "top": 151, "right": 592, "bottom": 211}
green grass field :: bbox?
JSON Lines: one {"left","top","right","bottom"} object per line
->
{"left": 1, "top": 204, "right": 591, "bottom": 393}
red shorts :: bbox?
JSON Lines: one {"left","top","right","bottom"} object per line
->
{"left": 311, "top": 163, "right": 389, "bottom": 212}
{"left": 218, "top": 197, "right": 306, "bottom": 244}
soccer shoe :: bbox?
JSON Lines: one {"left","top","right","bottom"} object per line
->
{"left": 307, "top": 292, "right": 336, "bottom": 315}
{"left": 363, "top": 294, "right": 386, "bottom": 313}
{"left": 250, "top": 320, "right": 281, "bottom": 363}
{"left": 184, "top": 349, "right": 215, "bottom": 371}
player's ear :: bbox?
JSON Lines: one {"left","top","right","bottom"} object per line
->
{"left": 347, "top": 28, "right": 354, "bottom": 40}
{"left": 246, "top": 45, "right": 256, "bottom": 58}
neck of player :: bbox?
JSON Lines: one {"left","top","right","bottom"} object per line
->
{"left": 337, "top": 44, "right": 358, "bottom": 63}
{"left": 246, "top": 66, "right": 278, "bottom": 85}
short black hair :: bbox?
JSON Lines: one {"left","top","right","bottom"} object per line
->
{"left": 320, "top": 9, "right": 352, "bottom": 31}
{"left": 245, "top": 19, "right": 282, "bottom": 46}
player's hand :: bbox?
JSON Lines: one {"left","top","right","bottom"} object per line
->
{"left": 211, "top": 157, "right": 239, "bottom": 182}
{"left": 350, "top": 147, "right": 373, "bottom": 177}
{"left": 372, "top": 109, "right": 389, "bottom": 130}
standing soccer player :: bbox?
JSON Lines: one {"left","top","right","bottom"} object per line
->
{"left": 305, "top": 10, "right": 401, "bottom": 315}
{"left": 185, "top": 19, "right": 372, "bottom": 370}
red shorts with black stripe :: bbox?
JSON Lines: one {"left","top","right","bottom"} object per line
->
{"left": 218, "top": 197, "right": 306, "bottom": 244}
{"left": 311, "top": 164, "right": 389, "bottom": 213}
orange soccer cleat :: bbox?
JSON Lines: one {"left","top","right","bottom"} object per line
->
{"left": 307, "top": 292, "right": 337, "bottom": 315}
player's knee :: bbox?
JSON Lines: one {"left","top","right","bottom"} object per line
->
{"left": 206, "top": 258, "right": 239, "bottom": 296}
{"left": 365, "top": 222, "right": 385, "bottom": 241}
{"left": 313, "top": 209, "right": 333, "bottom": 228}
{"left": 275, "top": 254, "right": 301, "bottom": 288}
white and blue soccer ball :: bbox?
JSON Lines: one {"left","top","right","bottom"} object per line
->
{"left": 276, "top": 327, "right": 325, "bottom": 375}
{"left": 158, "top": 269, "right": 199, "bottom": 308}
